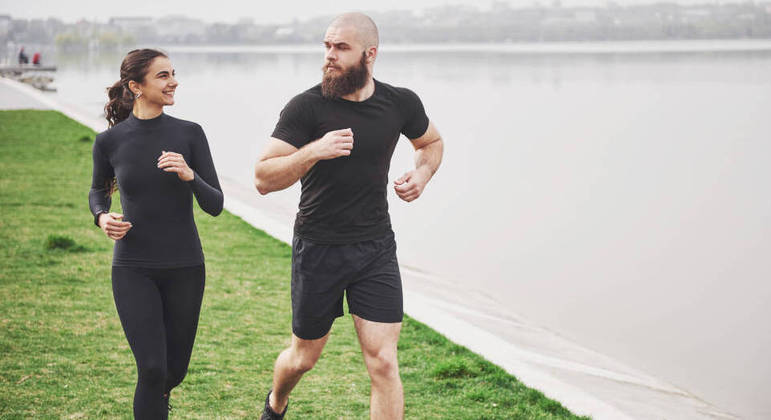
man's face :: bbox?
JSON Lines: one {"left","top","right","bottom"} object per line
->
{"left": 321, "top": 25, "right": 370, "bottom": 98}
{"left": 323, "top": 25, "right": 364, "bottom": 74}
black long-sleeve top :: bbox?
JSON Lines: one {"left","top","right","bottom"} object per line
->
{"left": 89, "top": 112, "right": 223, "bottom": 268}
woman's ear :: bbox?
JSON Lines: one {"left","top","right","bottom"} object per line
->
{"left": 128, "top": 80, "right": 140, "bottom": 96}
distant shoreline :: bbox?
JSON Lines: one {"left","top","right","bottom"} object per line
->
{"left": 160, "top": 39, "right": 771, "bottom": 55}
{"left": 4, "top": 39, "right": 771, "bottom": 61}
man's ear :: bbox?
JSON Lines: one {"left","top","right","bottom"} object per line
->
{"left": 367, "top": 47, "right": 378, "bottom": 63}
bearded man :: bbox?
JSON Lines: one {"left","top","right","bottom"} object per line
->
{"left": 254, "top": 12, "right": 444, "bottom": 419}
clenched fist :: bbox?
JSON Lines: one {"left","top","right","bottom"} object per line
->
{"left": 312, "top": 128, "right": 354, "bottom": 160}
{"left": 394, "top": 167, "right": 431, "bottom": 203}
{"left": 157, "top": 150, "right": 194, "bottom": 181}
{"left": 98, "top": 212, "right": 133, "bottom": 240}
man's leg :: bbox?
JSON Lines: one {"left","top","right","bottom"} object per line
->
{"left": 353, "top": 315, "right": 403, "bottom": 420}
{"left": 264, "top": 236, "right": 347, "bottom": 415}
{"left": 268, "top": 332, "right": 330, "bottom": 413}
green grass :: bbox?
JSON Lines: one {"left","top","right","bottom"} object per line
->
{"left": 0, "top": 110, "right": 588, "bottom": 419}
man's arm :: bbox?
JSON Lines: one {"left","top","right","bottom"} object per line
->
{"left": 254, "top": 128, "right": 354, "bottom": 195}
{"left": 394, "top": 121, "right": 443, "bottom": 202}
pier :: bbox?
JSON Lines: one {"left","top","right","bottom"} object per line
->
{"left": 0, "top": 65, "right": 58, "bottom": 91}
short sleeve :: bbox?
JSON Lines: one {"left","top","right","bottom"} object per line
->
{"left": 271, "top": 93, "right": 315, "bottom": 149}
{"left": 399, "top": 88, "right": 430, "bottom": 140}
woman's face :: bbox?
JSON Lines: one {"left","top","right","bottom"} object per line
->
{"left": 137, "top": 56, "right": 178, "bottom": 107}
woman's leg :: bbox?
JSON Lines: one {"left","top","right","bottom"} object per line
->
{"left": 158, "top": 264, "right": 206, "bottom": 393}
{"left": 112, "top": 266, "right": 168, "bottom": 419}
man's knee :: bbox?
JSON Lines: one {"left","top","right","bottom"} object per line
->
{"left": 364, "top": 350, "right": 399, "bottom": 380}
{"left": 286, "top": 347, "right": 321, "bottom": 374}
{"left": 283, "top": 332, "right": 328, "bottom": 375}
{"left": 292, "top": 357, "right": 316, "bottom": 374}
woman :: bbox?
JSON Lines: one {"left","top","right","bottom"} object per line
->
{"left": 88, "top": 48, "right": 223, "bottom": 419}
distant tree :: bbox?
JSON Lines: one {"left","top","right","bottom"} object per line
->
{"left": 54, "top": 31, "right": 87, "bottom": 51}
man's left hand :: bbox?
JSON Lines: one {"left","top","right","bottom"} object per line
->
{"left": 394, "top": 167, "right": 431, "bottom": 202}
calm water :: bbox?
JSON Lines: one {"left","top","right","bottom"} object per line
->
{"left": 20, "top": 41, "right": 771, "bottom": 418}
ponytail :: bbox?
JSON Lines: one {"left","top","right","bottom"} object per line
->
{"left": 104, "top": 79, "right": 135, "bottom": 127}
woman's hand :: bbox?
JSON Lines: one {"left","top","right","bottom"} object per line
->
{"left": 98, "top": 212, "right": 132, "bottom": 240}
{"left": 157, "top": 150, "right": 194, "bottom": 181}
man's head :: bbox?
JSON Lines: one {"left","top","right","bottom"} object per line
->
{"left": 321, "top": 12, "right": 379, "bottom": 98}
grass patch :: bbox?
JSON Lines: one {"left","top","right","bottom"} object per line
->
{"left": 45, "top": 234, "right": 89, "bottom": 252}
{"left": 0, "top": 110, "right": 588, "bottom": 419}
{"left": 432, "top": 357, "right": 474, "bottom": 379}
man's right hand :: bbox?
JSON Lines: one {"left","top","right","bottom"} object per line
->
{"left": 312, "top": 128, "right": 354, "bottom": 160}
{"left": 98, "top": 212, "right": 132, "bottom": 241}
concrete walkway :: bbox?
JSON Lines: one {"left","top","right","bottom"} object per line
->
{"left": 0, "top": 76, "right": 739, "bottom": 420}
{"left": 1, "top": 77, "right": 56, "bottom": 110}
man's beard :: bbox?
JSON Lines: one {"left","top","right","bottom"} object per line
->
{"left": 321, "top": 52, "right": 369, "bottom": 99}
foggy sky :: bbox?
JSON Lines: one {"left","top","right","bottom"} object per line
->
{"left": 0, "top": 0, "right": 751, "bottom": 24}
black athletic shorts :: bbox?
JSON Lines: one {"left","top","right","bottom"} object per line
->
{"left": 290, "top": 232, "right": 403, "bottom": 340}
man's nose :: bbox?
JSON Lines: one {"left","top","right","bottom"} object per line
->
{"left": 325, "top": 48, "right": 337, "bottom": 62}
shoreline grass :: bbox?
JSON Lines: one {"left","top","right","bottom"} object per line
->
{"left": 0, "top": 110, "right": 587, "bottom": 419}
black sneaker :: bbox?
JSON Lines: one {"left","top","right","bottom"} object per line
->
{"left": 260, "top": 390, "right": 287, "bottom": 420}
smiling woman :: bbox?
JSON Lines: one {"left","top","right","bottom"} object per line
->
{"left": 89, "top": 48, "right": 223, "bottom": 419}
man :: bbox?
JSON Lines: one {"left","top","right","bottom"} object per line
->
{"left": 18, "top": 47, "right": 28, "bottom": 65}
{"left": 254, "top": 12, "right": 443, "bottom": 419}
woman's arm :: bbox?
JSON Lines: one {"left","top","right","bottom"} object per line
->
{"left": 89, "top": 137, "right": 132, "bottom": 239}
{"left": 186, "top": 125, "right": 223, "bottom": 216}
{"left": 88, "top": 137, "right": 113, "bottom": 224}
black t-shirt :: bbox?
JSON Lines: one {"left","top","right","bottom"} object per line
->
{"left": 89, "top": 112, "right": 223, "bottom": 267}
{"left": 272, "top": 79, "right": 429, "bottom": 244}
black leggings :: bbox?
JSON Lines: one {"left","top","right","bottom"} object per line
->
{"left": 112, "top": 264, "right": 205, "bottom": 419}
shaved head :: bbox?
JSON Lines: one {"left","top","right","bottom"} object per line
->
{"left": 328, "top": 12, "right": 379, "bottom": 49}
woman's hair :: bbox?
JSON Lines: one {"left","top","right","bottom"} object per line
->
{"left": 103, "top": 49, "right": 167, "bottom": 196}
{"left": 104, "top": 48, "right": 167, "bottom": 128}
